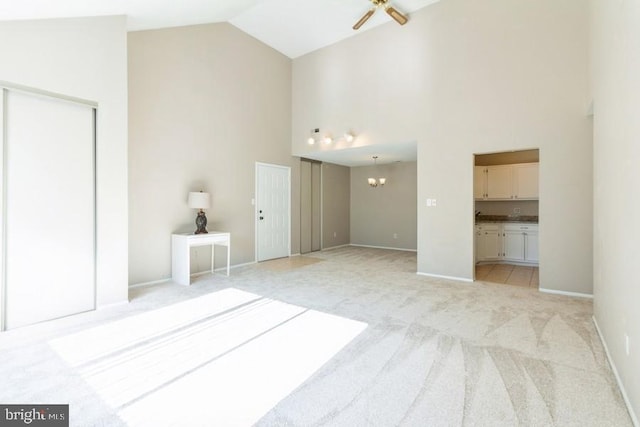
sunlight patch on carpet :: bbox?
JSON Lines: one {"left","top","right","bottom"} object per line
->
{"left": 49, "top": 288, "right": 366, "bottom": 426}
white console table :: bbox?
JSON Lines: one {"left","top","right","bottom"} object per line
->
{"left": 171, "top": 231, "right": 230, "bottom": 286}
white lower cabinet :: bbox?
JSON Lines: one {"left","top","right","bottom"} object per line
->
{"left": 503, "top": 228, "right": 526, "bottom": 261}
{"left": 476, "top": 223, "right": 538, "bottom": 265}
{"left": 475, "top": 224, "right": 503, "bottom": 261}
{"left": 525, "top": 229, "right": 539, "bottom": 263}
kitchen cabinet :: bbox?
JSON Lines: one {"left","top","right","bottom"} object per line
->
{"left": 503, "top": 229, "right": 526, "bottom": 261}
{"left": 512, "top": 163, "right": 539, "bottom": 199}
{"left": 474, "top": 163, "right": 539, "bottom": 200}
{"left": 502, "top": 224, "right": 538, "bottom": 263}
{"left": 476, "top": 223, "right": 538, "bottom": 265}
{"left": 486, "top": 165, "right": 513, "bottom": 199}
{"left": 475, "top": 165, "right": 512, "bottom": 199}
{"left": 474, "top": 166, "right": 486, "bottom": 199}
{"left": 525, "top": 229, "right": 539, "bottom": 262}
{"left": 475, "top": 224, "right": 503, "bottom": 261}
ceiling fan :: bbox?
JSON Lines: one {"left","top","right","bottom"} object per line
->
{"left": 353, "top": 0, "right": 408, "bottom": 30}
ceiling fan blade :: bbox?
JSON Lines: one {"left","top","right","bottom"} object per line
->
{"left": 385, "top": 6, "right": 408, "bottom": 25}
{"left": 353, "top": 8, "right": 376, "bottom": 30}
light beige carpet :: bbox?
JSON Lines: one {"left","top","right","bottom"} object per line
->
{"left": 0, "top": 246, "right": 633, "bottom": 426}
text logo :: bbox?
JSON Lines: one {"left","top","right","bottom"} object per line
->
{"left": 0, "top": 405, "right": 68, "bottom": 426}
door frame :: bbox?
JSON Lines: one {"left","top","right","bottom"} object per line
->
{"left": 254, "top": 162, "right": 291, "bottom": 262}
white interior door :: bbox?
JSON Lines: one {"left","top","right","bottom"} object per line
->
{"left": 256, "top": 163, "right": 290, "bottom": 262}
{"left": 2, "top": 89, "right": 95, "bottom": 330}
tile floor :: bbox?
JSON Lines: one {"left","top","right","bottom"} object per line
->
{"left": 257, "top": 255, "right": 323, "bottom": 272}
{"left": 475, "top": 263, "right": 539, "bottom": 288}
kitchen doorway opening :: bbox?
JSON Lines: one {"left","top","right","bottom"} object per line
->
{"left": 473, "top": 149, "right": 540, "bottom": 288}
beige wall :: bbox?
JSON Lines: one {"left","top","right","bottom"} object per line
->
{"left": 293, "top": 0, "right": 592, "bottom": 293}
{"left": 321, "top": 162, "right": 350, "bottom": 249}
{"left": 591, "top": 0, "right": 640, "bottom": 421}
{"left": 0, "top": 16, "right": 129, "bottom": 307}
{"left": 351, "top": 162, "right": 417, "bottom": 250}
{"left": 128, "top": 23, "right": 295, "bottom": 285}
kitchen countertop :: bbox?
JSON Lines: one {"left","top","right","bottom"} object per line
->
{"left": 476, "top": 215, "right": 538, "bottom": 224}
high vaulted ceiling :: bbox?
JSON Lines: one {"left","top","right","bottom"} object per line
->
{"left": 0, "top": 0, "right": 439, "bottom": 58}
{"left": 0, "top": 0, "right": 436, "bottom": 166}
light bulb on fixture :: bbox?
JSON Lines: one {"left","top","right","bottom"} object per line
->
{"left": 323, "top": 135, "right": 332, "bottom": 144}
{"left": 344, "top": 132, "right": 355, "bottom": 143}
{"left": 307, "top": 128, "right": 319, "bottom": 145}
{"left": 367, "top": 156, "right": 386, "bottom": 188}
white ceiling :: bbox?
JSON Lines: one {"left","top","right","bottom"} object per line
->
{"left": 0, "top": 0, "right": 439, "bottom": 58}
{"left": 301, "top": 141, "right": 417, "bottom": 167}
{"left": 0, "top": 0, "right": 432, "bottom": 166}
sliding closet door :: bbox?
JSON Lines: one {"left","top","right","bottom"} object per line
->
{"left": 3, "top": 90, "right": 95, "bottom": 329}
{"left": 300, "top": 159, "right": 321, "bottom": 254}
{"left": 300, "top": 161, "right": 312, "bottom": 254}
{"left": 310, "top": 162, "right": 321, "bottom": 252}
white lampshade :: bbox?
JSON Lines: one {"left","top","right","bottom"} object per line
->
{"left": 187, "top": 191, "right": 210, "bottom": 209}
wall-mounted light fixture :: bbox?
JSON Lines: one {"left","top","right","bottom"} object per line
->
{"left": 307, "top": 128, "right": 320, "bottom": 145}
{"left": 307, "top": 128, "right": 355, "bottom": 146}
{"left": 344, "top": 132, "right": 355, "bottom": 143}
{"left": 368, "top": 156, "right": 386, "bottom": 188}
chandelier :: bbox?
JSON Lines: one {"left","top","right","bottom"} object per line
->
{"left": 367, "top": 156, "right": 386, "bottom": 187}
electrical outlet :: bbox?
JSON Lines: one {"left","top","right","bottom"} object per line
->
{"left": 393, "top": 233, "right": 398, "bottom": 239}
{"left": 333, "top": 231, "right": 337, "bottom": 238}
{"left": 514, "top": 207, "right": 521, "bottom": 214}
{"left": 427, "top": 198, "right": 432, "bottom": 207}
{"left": 432, "top": 199, "right": 437, "bottom": 207}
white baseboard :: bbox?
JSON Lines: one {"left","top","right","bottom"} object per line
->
{"left": 223, "top": 261, "right": 256, "bottom": 270}
{"left": 129, "top": 261, "right": 257, "bottom": 289}
{"left": 129, "top": 278, "right": 170, "bottom": 289}
{"left": 321, "top": 244, "right": 351, "bottom": 251}
{"left": 592, "top": 316, "right": 639, "bottom": 427}
{"left": 350, "top": 244, "right": 417, "bottom": 252}
{"left": 539, "top": 288, "right": 593, "bottom": 299}
{"left": 416, "top": 272, "right": 473, "bottom": 283}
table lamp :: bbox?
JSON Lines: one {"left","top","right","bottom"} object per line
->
{"left": 188, "top": 191, "right": 210, "bottom": 234}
